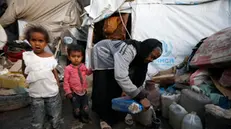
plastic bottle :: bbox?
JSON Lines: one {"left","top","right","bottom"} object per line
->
{"left": 161, "top": 93, "right": 181, "bottom": 118}
{"left": 111, "top": 96, "right": 143, "bottom": 114}
{"left": 182, "top": 112, "right": 203, "bottom": 129}
{"left": 169, "top": 102, "right": 188, "bottom": 129}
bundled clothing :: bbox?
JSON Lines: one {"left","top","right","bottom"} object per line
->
{"left": 91, "top": 39, "right": 162, "bottom": 125}
{"left": 23, "top": 51, "right": 62, "bottom": 129}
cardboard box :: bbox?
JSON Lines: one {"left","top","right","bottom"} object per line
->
{"left": 211, "top": 76, "right": 231, "bottom": 100}
{"left": 152, "top": 74, "right": 175, "bottom": 86}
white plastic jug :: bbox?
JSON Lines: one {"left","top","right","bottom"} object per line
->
{"left": 182, "top": 112, "right": 203, "bottom": 129}
{"left": 169, "top": 102, "right": 188, "bottom": 129}
{"left": 161, "top": 93, "right": 181, "bottom": 118}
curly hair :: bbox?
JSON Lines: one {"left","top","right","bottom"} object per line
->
{"left": 24, "top": 25, "right": 50, "bottom": 43}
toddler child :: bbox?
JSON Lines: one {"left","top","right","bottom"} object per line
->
{"left": 22, "top": 26, "right": 62, "bottom": 129}
{"left": 63, "top": 44, "right": 92, "bottom": 123}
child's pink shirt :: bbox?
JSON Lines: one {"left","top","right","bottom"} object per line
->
{"left": 63, "top": 63, "right": 92, "bottom": 96}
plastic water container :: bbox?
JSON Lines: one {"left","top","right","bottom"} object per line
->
{"left": 145, "top": 81, "right": 161, "bottom": 110}
{"left": 182, "top": 112, "right": 203, "bottom": 129}
{"left": 112, "top": 96, "right": 143, "bottom": 114}
{"left": 161, "top": 93, "right": 181, "bottom": 118}
{"left": 169, "top": 102, "right": 188, "bottom": 129}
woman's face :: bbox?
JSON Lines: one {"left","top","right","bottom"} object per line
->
{"left": 144, "top": 48, "right": 162, "bottom": 63}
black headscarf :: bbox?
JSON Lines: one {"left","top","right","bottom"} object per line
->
{"left": 124, "top": 38, "right": 162, "bottom": 88}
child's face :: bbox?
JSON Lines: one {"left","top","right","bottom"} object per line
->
{"left": 29, "top": 32, "right": 47, "bottom": 54}
{"left": 68, "top": 51, "right": 83, "bottom": 66}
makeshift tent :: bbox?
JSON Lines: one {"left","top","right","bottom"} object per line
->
{"left": 0, "top": 0, "right": 82, "bottom": 41}
{"left": 0, "top": 25, "right": 7, "bottom": 49}
{"left": 77, "top": 0, "right": 90, "bottom": 9}
{"left": 83, "top": 0, "right": 231, "bottom": 77}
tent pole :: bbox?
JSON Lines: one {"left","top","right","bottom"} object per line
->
{"left": 85, "top": 24, "right": 94, "bottom": 69}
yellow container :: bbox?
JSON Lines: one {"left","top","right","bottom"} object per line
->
{"left": 0, "top": 72, "right": 28, "bottom": 89}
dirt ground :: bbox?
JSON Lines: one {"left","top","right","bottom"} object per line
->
{"left": 0, "top": 98, "right": 172, "bottom": 129}
{"left": 0, "top": 80, "right": 172, "bottom": 129}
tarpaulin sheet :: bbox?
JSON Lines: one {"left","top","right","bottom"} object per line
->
{"left": 0, "top": 25, "right": 6, "bottom": 43}
{"left": 83, "top": 0, "right": 126, "bottom": 25}
{"left": 82, "top": 0, "right": 217, "bottom": 26}
{"left": 0, "top": 0, "right": 82, "bottom": 40}
{"left": 132, "top": 0, "right": 231, "bottom": 73}
{"left": 0, "top": 25, "right": 7, "bottom": 49}
{"left": 134, "top": 0, "right": 215, "bottom": 4}
{"left": 190, "top": 27, "right": 231, "bottom": 68}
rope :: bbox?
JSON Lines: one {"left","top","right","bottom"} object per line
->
{"left": 118, "top": 9, "right": 132, "bottom": 39}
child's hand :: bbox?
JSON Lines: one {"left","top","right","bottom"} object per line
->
{"left": 66, "top": 93, "right": 73, "bottom": 99}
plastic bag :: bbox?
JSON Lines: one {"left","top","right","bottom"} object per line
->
{"left": 161, "top": 93, "right": 181, "bottom": 118}
{"left": 205, "top": 104, "right": 231, "bottom": 129}
{"left": 182, "top": 112, "right": 203, "bottom": 129}
{"left": 175, "top": 73, "right": 191, "bottom": 84}
{"left": 169, "top": 102, "right": 188, "bottom": 129}
{"left": 190, "top": 69, "right": 210, "bottom": 86}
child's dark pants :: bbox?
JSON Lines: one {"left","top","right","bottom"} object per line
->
{"left": 70, "top": 93, "right": 89, "bottom": 119}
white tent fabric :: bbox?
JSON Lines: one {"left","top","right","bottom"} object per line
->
{"left": 132, "top": 0, "right": 231, "bottom": 74}
{"left": 134, "top": 0, "right": 215, "bottom": 4}
{"left": 84, "top": 0, "right": 231, "bottom": 76}
{"left": 85, "top": 0, "right": 125, "bottom": 20}
{"left": 82, "top": 0, "right": 135, "bottom": 26}
{"left": 82, "top": 0, "right": 217, "bottom": 26}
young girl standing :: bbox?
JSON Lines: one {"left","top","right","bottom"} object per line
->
{"left": 22, "top": 26, "right": 62, "bottom": 129}
{"left": 63, "top": 44, "right": 92, "bottom": 123}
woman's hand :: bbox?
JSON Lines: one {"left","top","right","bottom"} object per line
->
{"left": 140, "top": 98, "right": 151, "bottom": 110}
{"left": 121, "top": 92, "right": 127, "bottom": 97}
